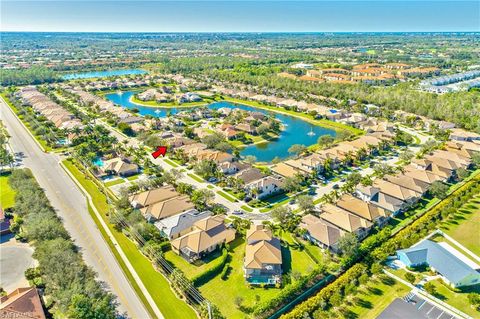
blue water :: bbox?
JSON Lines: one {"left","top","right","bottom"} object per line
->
{"left": 105, "top": 91, "right": 336, "bottom": 162}
{"left": 62, "top": 69, "right": 147, "bottom": 80}
{"left": 93, "top": 157, "right": 104, "bottom": 167}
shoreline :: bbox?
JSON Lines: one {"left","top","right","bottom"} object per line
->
{"left": 222, "top": 97, "right": 363, "bottom": 135}
{"left": 129, "top": 95, "right": 211, "bottom": 109}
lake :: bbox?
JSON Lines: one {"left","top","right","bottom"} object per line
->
{"left": 62, "top": 69, "right": 147, "bottom": 80}
{"left": 106, "top": 91, "right": 336, "bottom": 162}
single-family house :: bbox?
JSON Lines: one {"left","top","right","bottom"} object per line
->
{"left": 245, "top": 176, "right": 283, "bottom": 199}
{"left": 171, "top": 215, "right": 236, "bottom": 262}
{"left": 102, "top": 157, "right": 139, "bottom": 177}
{"left": 140, "top": 195, "right": 195, "bottom": 222}
{"left": 336, "top": 194, "right": 389, "bottom": 225}
{"left": 320, "top": 203, "right": 373, "bottom": 239}
{"left": 300, "top": 214, "right": 343, "bottom": 252}
{"left": 355, "top": 185, "right": 405, "bottom": 216}
{"left": 155, "top": 209, "right": 212, "bottom": 240}
{"left": 130, "top": 185, "right": 179, "bottom": 209}
{"left": 244, "top": 224, "right": 282, "bottom": 285}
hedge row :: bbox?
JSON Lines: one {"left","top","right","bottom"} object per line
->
{"left": 253, "top": 266, "right": 326, "bottom": 318}
{"left": 281, "top": 264, "right": 367, "bottom": 319}
{"left": 371, "top": 174, "right": 480, "bottom": 261}
{"left": 8, "top": 169, "right": 117, "bottom": 318}
{"left": 281, "top": 172, "right": 480, "bottom": 319}
{"left": 191, "top": 247, "right": 229, "bottom": 286}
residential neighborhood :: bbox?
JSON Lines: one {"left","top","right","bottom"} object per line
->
{"left": 1, "top": 12, "right": 479, "bottom": 319}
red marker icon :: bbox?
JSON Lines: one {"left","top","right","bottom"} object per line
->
{"left": 152, "top": 146, "right": 167, "bottom": 159}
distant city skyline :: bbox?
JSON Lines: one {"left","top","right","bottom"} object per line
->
{"left": 2, "top": 1, "right": 479, "bottom": 32}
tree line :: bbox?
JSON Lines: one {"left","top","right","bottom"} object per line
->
{"left": 8, "top": 169, "right": 118, "bottom": 318}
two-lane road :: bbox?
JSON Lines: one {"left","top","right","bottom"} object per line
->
{"left": 1, "top": 98, "right": 150, "bottom": 319}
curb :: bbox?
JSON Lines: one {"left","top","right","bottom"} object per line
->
{"left": 1, "top": 95, "right": 47, "bottom": 152}
{"left": 60, "top": 160, "right": 164, "bottom": 319}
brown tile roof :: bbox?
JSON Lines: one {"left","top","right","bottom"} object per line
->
{"left": 320, "top": 203, "right": 372, "bottom": 233}
{"left": 171, "top": 215, "right": 236, "bottom": 254}
{"left": 384, "top": 174, "right": 430, "bottom": 194}
{"left": 246, "top": 224, "right": 273, "bottom": 242}
{"left": 140, "top": 195, "right": 194, "bottom": 220}
{"left": 300, "top": 214, "right": 342, "bottom": 247}
{"left": 0, "top": 287, "right": 46, "bottom": 319}
{"left": 403, "top": 165, "right": 444, "bottom": 184}
{"left": 129, "top": 186, "right": 178, "bottom": 208}
{"left": 373, "top": 179, "right": 421, "bottom": 201}
{"left": 336, "top": 194, "right": 386, "bottom": 222}
{"left": 245, "top": 224, "right": 282, "bottom": 269}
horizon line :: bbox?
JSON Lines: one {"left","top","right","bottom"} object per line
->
{"left": 2, "top": 30, "right": 479, "bottom": 33}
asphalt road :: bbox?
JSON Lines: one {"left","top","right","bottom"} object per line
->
{"left": 0, "top": 236, "right": 35, "bottom": 293}
{"left": 1, "top": 98, "right": 151, "bottom": 319}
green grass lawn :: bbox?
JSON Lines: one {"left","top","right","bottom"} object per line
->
{"left": 240, "top": 205, "right": 253, "bottom": 212}
{"left": 440, "top": 195, "right": 480, "bottom": 256}
{"left": 217, "top": 190, "right": 237, "bottom": 202}
{"left": 198, "top": 237, "right": 282, "bottom": 318}
{"left": 126, "top": 174, "right": 140, "bottom": 181}
{"left": 280, "top": 232, "right": 317, "bottom": 275}
{"left": 164, "top": 158, "right": 180, "bottom": 167}
{"left": 343, "top": 275, "right": 410, "bottom": 319}
{"left": 164, "top": 248, "right": 223, "bottom": 280}
{"left": 104, "top": 178, "right": 125, "bottom": 187}
{"left": 187, "top": 173, "right": 204, "bottom": 183}
{"left": 429, "top": 279, "right": 480, "bottom": 318}
{"left": 198, "top": 234, "right": 319, "bottom": 318}
{"left": 62, "top": 159, "right": 197, "bottom": 319}
{"left": 0, "top": 173, "right": 15, "bottom": 209}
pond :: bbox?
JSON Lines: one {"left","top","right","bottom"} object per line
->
{"left": 62, "top": 69, "right": 147, "bottom": 80}
{"left": 106, "top": 91, "right": 336, "bottom": 162}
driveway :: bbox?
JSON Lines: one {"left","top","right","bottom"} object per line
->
{"left": 0, "top": 235, "right": 36, "bottom": 293}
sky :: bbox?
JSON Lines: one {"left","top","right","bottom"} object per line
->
{"left": 1, "top": 1, "right": 479, "bottom": 32}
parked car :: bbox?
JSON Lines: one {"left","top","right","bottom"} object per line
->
{"left": 233, "top": 210, "right": 245, "bottom": 215}
{"left": 332, "top": 184, "right": 340, "bottom": 190}
{"left": 208, "top": 177, "right": 218, "bottom": 183}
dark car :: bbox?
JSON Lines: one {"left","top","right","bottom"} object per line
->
{"left": 332, "top": 184, "right": 340, "bottom": 190}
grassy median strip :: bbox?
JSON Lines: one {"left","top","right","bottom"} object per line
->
{"left": 164, "top": 158, "right": 180, "bottom": 167}
{"left": 62, "top": 159, "right": 197, "bottom": 319}
{"left": 217, "top": 190, "right": 236, "bottom": 202}
{"left": 187, "top": 173, "right": 204, "bottom": 183}
{"left": 240, "top": 205, "right": 253, "bottom": 212}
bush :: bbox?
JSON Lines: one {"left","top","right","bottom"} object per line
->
{"left": 281, "top": 264, "right": 367, "bottom": 319}
{"left": 220, "top": 262, "right": 231, "bottom": 280}
{"left": 9, "top": 169, "right": 117, "bottom": 318}
{"left": 191, "top": 248, "right": 229, "bottom": 285}
{"left": 253, "top": 266, "right": 326, "bottom": 318}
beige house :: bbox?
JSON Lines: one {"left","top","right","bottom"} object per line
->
{"left": 102, "top": 157, "right": 139, "bottom": 177}
{"left": 336, "top": 194, "right": 389, "bottom": 225}
{"left": 244, "top": 224, "right": 282, "bottom": 285}
{"left": 171, "top": 215, "right": 235, "bottom": 262}
{"left": 320, "top": 203, "right": 373, "bottom": 239}
{"left": 140, "top": 195, "right": 194, "bottom": 221}
{"left": 130, "top": 186, "right": 178, "bottom": 209}
{"left": 300, "top": 214, "right": 343, "bottom": 252}
{"left": 129, "top": 186, "right": 195, "bottom": 222}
